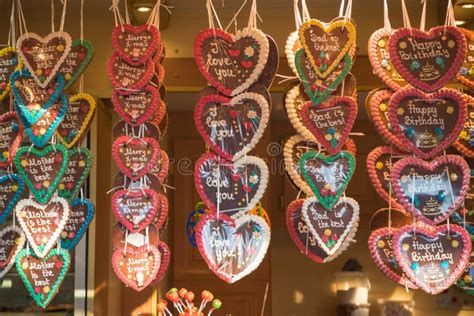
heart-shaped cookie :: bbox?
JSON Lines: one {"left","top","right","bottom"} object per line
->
{"left": 284, "top": 134, "right": 356, "bottom": 196}
{"left": 393, "top": 224, "right": 471, "bottom": 294}
{"left": 17, "top": 31, "right": 72, "bottom": 88}
{"left": 368, "top": 28, "right": 407, "bottom": 90}
{"left": 369, "top": 89, "right": 408, "bottom": 152}
{"left": 0, "top": 47, "right": 22, "bottom": 101}
{"left": 56, "top": 93, "right": 96, "bottom": 148}
{"left": 295, "top": 49, "right": 352, "bottom": 105}
{"left": 369, "top": 208, "right": 413, "bottom": 232}
{"left": 112, "top": 245, "right": 160, "bottom": 291}
{"left": 112, "top": 188, "right": 159, "bottom": 233}
{"left": 112, "top": 135, "right": 160, "bottom": 181}
{"left": 15, "top": 197, "right": 70, "bottom": 258}
{"left": 300, "top": 150, "right": 356, "bottom": 210}
{"left": 388, "top": 26, "right": 466, "bottom": 92}
{"left": 10, "top": 68, "right": 65, "bottom": 125}
{"left": 195, "top": 91, "right": 270, "bottom": 161}
{"left": 391, "top": 155, "right": 470, "bottom": 225}
{"left": 195, "top": 213, "right": 270, "bottom": 283}
{"left": 299, "top": 19, "right": 356, "bottom": 78}
{"left": 366, "top": 146, "right": 407, "bottom": 210}
{"left": 194, "top": 27, "right": 269, "bottom": 96}
{"left": 452, "top": 94, "right": 474, "bottom": 158}
{"left": 302, "top": 196, "right": 359, "bottom": 256}
{"left": 301, "top": 96, "right": 358, "bottom": 155}
{"left": 456, "top": 28, "right": 474, "bottom": 89}
{"left": 368, "top": 227, "right": 418, "bottom": 289}
{"left": 0, "top": 174, "right": 25, "bottom": 224}
{"left": 285, "top": 84, "right": 315, "bottom": 142}
{"left": 456, "top": 250, "right": 474, "bottom": 295}
{"left": 0, "top": 111, "right": 23, "bottom": 168}
{"left": 14, "top": 144, "right": 69, "bottom": 204}
{"left": 194, "top": 153, "right": 269, "bottom": 217}
{"left": 112, "top": 85, "right": 159, "bottom": 127}
{"left": 388, "top": 87, "right": 467, "bottom": 159}
{"left": 107, "top": 53, "right": 154, "bottom": 93}
{"left": 58, "top": 147, "right": 92, "bottom": 201}
{"left": 59, "top": 39, "right": 94, "bottom": 90}
{"left": 60, "top": 198, "right": 94, "bottom": 250}
{"left": 16, "top": 248, "right": 70, "bottom": 308}
{"left": 153, "top": 240, "right": 171, "bottom": 283}
{"left": 14, "top": 95, "right": 69, "bottom": 148}
{"left": 112, "top": 24, "right": 160, "bottom": 66}
{"left": 0, "top": 225, "right": 26, "bottom": 278}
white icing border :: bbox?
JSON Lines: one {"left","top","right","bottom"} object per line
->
{"left": 285, "top": 31, "right": 301, "bottom": 76}
{"left": 285, "top": 85, "right": 317, "bottom": 142}
{"left": 283, "top": 134, "right": 316, "bottom": 196}
{"left": 17, "top": 31, "right": 72, "bottom": 89}
{"left": 15, "top": 197, "right": 70, "bottom": 258}
{"left": 302, "top": 196, "right": 359, "bottom": 256}
{"left": 231, "top": 27, "right": 269, "bottom": 96}
{"left": 0, "top": 225, "right": 26, "bottom": 278}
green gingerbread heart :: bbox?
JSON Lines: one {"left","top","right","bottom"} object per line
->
{"left": 299, "top": 150, "right": 356, "bottom": 210}
{"left": 16, "top": 248, "right": 70, "bottom": 309}
{"left": 58, "top": 147, "right": 92, "bottom": 201}
{"left": 14, "top": 144, "right": 69, "bottom": 204}
{"left": 60, "top": 39, "right": 94, "bottom": 91}
{"left": 295, "top": 49, "right": 352, "bottom": 105}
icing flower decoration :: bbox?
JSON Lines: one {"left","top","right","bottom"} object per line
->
{"left": 435, "top": 56, "right": 445, "bottom": 68}
{"left": 249, "top": 174, "right": 259, "bottom": 185}
{"left": 411, "top": 262, "right": 420, "bottom": 274}
{"left": 446, "top": 106, "right": 454, "bottom": 114}
{"left": 244, "top": 46, "right": 254, "bottom": 58}
{"left": 402, "top": 243, "right": 410, "bottom": 251}
{"left": 377, "top": 240, "right": 385, "bottom": 248}
{"left": 324, "top": 229, "right": 332, "bottom": 237}
{"left": 397, "top": 108, "right": 405, "bottom": 116}
{"left": 410, "top": 60, "right": 421, "bottom": 70}
{"left": 440, "top": 260, "right": 449, "bottom": 270}
{"left": 451, "top": 240, "right": 459, "bottom": 248}
{"left": 247, "top": 110, "right": 257, "bottom": 120}
{"left": 375, "top": 161, "right": 384, "bottom": 170}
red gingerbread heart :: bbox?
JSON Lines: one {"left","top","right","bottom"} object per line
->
{"left": 112, "top": 24, "right": 161, "bottom": 66}
{"left": 112, "top": 85, "right": 160, "bottom": 127}
{"left": 107, "top": 53, "right": 154, "bottom": 93}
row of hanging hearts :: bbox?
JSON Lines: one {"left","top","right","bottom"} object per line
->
{"left": 189, "top": 2, "right": 278, "bottom": 284}
{"left": 106, "top": 14, "right": 171, "bottom": 292}
{"left": 282, "top": 2, "right": 360, "bottom": 263}
{"left": 0, "top": 3, "right": 97, "bottom": 307}
{"left": 365, "top": 3, "right": 474, "bottom": 296}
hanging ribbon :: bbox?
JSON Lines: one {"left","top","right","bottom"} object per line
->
{"left": 420, "top": 0, "right": 427, "bottom": 31}
{"left": 224, "top": 0, "right": 247, "bottom": 31}
{"left": 206, "top": 0, "right": 223, "bottom": 30}
{"left": 383, "top": 0, "right": 392, "bottom": 33}
{"left": 109, "top": 0, "right": 125, "bottom": 29}
{"left": 293, "top": 0, "right": 302, "bottom": 29}
{"left": 301, "top": 0, "right": 310, "bottom": 22}
{"left": 58, "top": 0, "right": 68, "bottom": 33}
{"left": 445, "top": 0, "right": 456, "bottom": 27}
{"left": 401, "top": 0, "right": 412, "bottom": 29}
{"left": 247, "top": 0, "right": 262, "bottom": 29}
{"left": 16, "top": 0, "right": 28, "bottom": 35}
{"left": 7, "top": 0, "right": 16, "bottom": 47}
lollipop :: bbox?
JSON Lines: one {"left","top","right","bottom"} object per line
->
{"left": 157, "top": 299, "right": 172, "bottom": 316}
{"left": 208, "top": 299, "right": 222, "bottom": 315}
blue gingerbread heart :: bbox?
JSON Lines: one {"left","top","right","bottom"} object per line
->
{"left": 60, "top": 198, "right": 94, "bottom": 250}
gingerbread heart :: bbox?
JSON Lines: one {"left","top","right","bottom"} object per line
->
{"left": 112, "top": 188, "right": 159, "bottom": 233}
{"left": 14, "top": 144, "right": 69, "bottom": 204}
{"left": 0, "top": 111, "right": 23, "bottom": 168}
{"left": 112, "top": 24, "right": 160, "bottom": 66}
{"left": 295, "top": 49, "right": 352, "bottom": 105}
{"left": 59, "top": 39, "right": 94, "bottom": 90}
{"left": 15, "top": 197, "right": 70, "bottom": 258}
{"left": 456, "top": 28, "right": 474, "bottom": 89}
{"left": 368, "top": 227, "right": 417, "bottom": 289}
{"left": 14, "top": 95, "right": 69, "bottom": 148}
{"left": 299, "top": 151, "right": 356, "bottom": 210}
{"left": 301, "top": 96, "right": 357, "bottom": 155}
{"left": 391, "top": 155, "right": 470, "bottom": 225}
{"left": 195, "top": 213, "right": 270, "bottom": 283}
{"left": 302, "top": 196, "right": 359, "bottom": 256}
{"left": 368, "top": 28, "right": 407, "bottom": 90}
{"left": 388, "top": 87, "right": 467, "bottom": 159}
{"left": 369, "top": 89, "right": 408, "bottom": 152}
{"left": 393, "top": 224, "right": 471, "bottom": 295}
{"left": 112, "top": 135, "right": 160, "bottom": 181}
{"left": 456, "top": 250, "right": 474, "bottom": 295}
{"left": 107, "top": 53, "right": 154, "bottom": 93}
{"left": 283, "top": 134, "right": 356, "bottom": 196}
{"left": 366, "top": 146, "right": 407, "bottom": 210}
{"left": 369, "top": 208, "right": 413, "bottom": 232}
{"left": 58, "top": 147, "right": 92, "bottom": 201}
{"left": 60, "top": 198, "right": 94, "bottom": 250}
{"left": 0, "top": 47, "right": 21, "bottom": 101}
{"left": 112, "top": 85, "right": 160, "bottom": 127}
{"left": 194, "top": 153, "right": 268, "bottom": 217}
{"left": 284, "top": 84, "right": 314, "bottom": 142}
{"left": 56, "top": 93, "right": 96, "bottom": 149}
{"left": 388, "top": 26, "right": 466, "bottom": 92}
{"left": 299, "top": 18, "right": 356, "bottom": 78}
{"left": 0, "top": 174, "right": 25, "bottom": 224}
{"left": 195, "top": 91, "right": 269, "bottom": 161}
{"left": 0, "top": 225, "right": 26, "bottom": 278}
{"left": 112, "top": 245, "right": 160, "bottom": 291}
{"left": 194, "top": 27, "right": 269, "bottom": 96}
{"left": 17, "top": 31, "right": 72, "bottom": 88}
{"left": 153, "top": 241, "right": 171, "bottom": 283}
{"left": 16, "top": 248, "right": 70, "bottom": 308}
{"left": 452, "top": 94, "right": 474, "bottom": 158}
{"left": 10, "top": 68, "right": 65, "bottom": 125}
